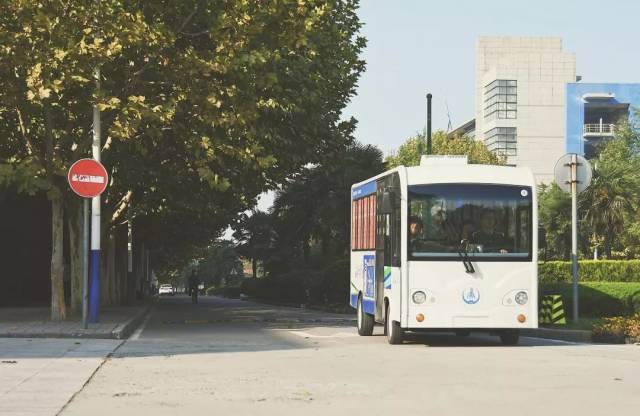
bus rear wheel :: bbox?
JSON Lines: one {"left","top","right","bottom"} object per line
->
{"left": 499, "top": 329, "right": 520, "bottom": 345}
{"left": 385, "top": 302, "right": 404, "bottom": 344}
{"left": 357, "top": 296, "right": 374, "bottom": 336}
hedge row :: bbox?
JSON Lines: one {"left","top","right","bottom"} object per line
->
{"left": 541, "top": 282, "right": 640, "bottom": 317}
{"left": 240, "top": 259, "right": 350, "bottom": 305}
{"left": 539, "top": 260, "right": 640, "bottom": 284}
{"left": 205, "top": 286, "right": 241, "bottom": 299}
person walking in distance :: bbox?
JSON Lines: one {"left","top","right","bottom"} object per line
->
{"left": 189, "top": 270, "right": 200, "bottom": 304}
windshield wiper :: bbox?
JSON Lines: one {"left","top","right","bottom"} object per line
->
{"left": 458, "top": 239, "right": 475, "bottom": 274}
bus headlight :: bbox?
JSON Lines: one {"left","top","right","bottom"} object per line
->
{"left": 515, "top": 291, "right": 528, "bottom": 305}
{"left": 412, "top": 291, "right": 427, "bottom": 304}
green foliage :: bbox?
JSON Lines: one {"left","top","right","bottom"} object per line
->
{"left": 239, "top": 259, "right": 349, "bottom": 305}
{"left": 541, "top": 282, "right": 640, "bottom": 317}
{"left": 539, "top": 120, "right": 640, "bottom": 260}
{"left": 539, "top": 260, "right": 640, "bottom": 283}
{"left": 0, "top": 0, "right": 366, "bottom": 277}
{"left": 538, "top": 183, "right": 572, "bottom": 259}
{"left": 385, "top": 130, "right": 504, "bottom": 168}
{"left": 206, "top": 285, "right": 241, "bottom": 299}
{"left": 196, "top": 240, "right": 242, "bottom": 287}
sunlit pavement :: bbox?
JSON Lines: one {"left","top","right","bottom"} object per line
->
{"left": 10, "top": 295, "right": 637, "bottom": 416}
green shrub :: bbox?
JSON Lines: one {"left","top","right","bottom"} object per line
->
{"left": 239, "top": 261, "right": 349, "bottom": 306}
{"left": 539, "top": 260, "right": 640, "bottom": 284}
{"left": 206, "top": 285, "right": 241, "bottom": 298}
{"left": 541, "top": 282, "right": 640, "bottom": 317}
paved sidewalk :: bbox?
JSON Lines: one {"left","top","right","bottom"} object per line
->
{"left": 0, "top": 338, "right": 122, "bottom": 416}
{"left": 0, "top": 305, "right": 150, "bottom": 339}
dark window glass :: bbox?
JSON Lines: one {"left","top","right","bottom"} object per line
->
{"left": 408, "top": 184, "right": 532, "bottom": 261}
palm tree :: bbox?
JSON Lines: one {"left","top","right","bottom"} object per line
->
{"left": 580, "top": 157, "right": 639, "bottom": 259}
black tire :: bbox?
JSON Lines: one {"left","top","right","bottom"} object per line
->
{"left": 385, "top": 302, "right": 404, "bottom": 344}
{"left": 455, "top": 330, "right": 471, "bottom": 337}
{"left": 357, "top": 296, "right": 374, "bottom": 336}
{"left": 499, "top": 329, "right": 520, "bottom": 345}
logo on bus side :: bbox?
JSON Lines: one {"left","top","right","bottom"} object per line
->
{"left": 462, "top": 287, "right": 480, "bottom": 304}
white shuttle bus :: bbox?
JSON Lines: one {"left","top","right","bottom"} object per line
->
{"left": 349, "top": 155, "right": 538, "bottom": 345}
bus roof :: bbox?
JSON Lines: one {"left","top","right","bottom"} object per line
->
{"left": 351, "top": 157, "right": 535, "bottom": 193}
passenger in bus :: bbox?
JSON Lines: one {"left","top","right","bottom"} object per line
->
{"left": 410, "top": 211, "right": 453, "bottom": 253}
{"left": 409, "top": 216, "right": 424, "bottom": 248}
{"left": 471, "top": 210, "right": 510, "bottom": 253}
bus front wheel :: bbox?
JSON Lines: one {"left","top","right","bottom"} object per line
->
{"left": 385, "top": 302, "right": 404, "bottom": 344}
{"left": 357, "top": 296, "right": 374, "bottom": 336}
{"left": 499, "top": 329, "right": 520, "bottom": 345}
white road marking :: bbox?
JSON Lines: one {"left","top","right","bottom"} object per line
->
{"left": 129, "top": 311, "right": 153, "bottom": 341}
{"left": 289, "top": 331, "right": 358, "bottom": 339}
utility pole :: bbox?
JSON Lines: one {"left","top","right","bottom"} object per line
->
{"left": 570, "top": 154, "right": 579, "bottom": 321}
{"left": 426, "top": 93, "right": 432, "bottom": 155}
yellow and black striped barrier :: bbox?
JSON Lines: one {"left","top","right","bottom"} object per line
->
{"left": 539, "top": 295, "right": 566, "bottom": 324}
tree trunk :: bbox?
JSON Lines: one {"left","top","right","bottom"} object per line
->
{"left": 252, "top": 258, "right": 257, "bottom": 278}
{"left": 605, "top": 235, "right": 612, "bottom": 259}
{"left": 51, "top": 194, "right": 66, "bottom": 321}
{"left": 67, "top": 199, "right": 82, "bottom": 313}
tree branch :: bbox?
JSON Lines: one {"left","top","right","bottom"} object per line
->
{"left": 15, "top": 108, "right": 35, "bottom": 156}
{"left": 111, "top": 190, "right": 133, "bottom": 225}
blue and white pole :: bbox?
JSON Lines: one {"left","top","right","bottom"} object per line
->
{"left": 89, "top": 66, "right": 101, "bottom": 323}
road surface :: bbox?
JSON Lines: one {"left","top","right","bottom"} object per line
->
{"left": 3, "top": 296, "right": 637, "bottom": 415}
{"left": 56, "top": 295, "right": 639, "bottom": 416}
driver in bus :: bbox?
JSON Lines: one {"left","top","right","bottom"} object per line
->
{"left": 472, "top": 210, "right": 510, "bottom": 254}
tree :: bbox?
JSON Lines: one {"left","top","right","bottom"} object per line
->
{"left": 0, "top": 0, "right": 365, "bottom": 318}
{"left": 269, "top": 142, "right": 385, "bottom": 269}
{"left": 233, "top": 211, "right": 274, "bottom": 278}
{"left": 196, "top": 240, "right": 243, "bottom": 287}
{"left": 538, "top": 182, "right": 572, "bottom": 259}
{"left": 386, "top": 130, "right": 504, "bottom": 168}
{"left": 579, "top": 122, "right": 640, "bottom": 258}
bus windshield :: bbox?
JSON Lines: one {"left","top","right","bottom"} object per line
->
{"left": 408, "top": 183, "right": 532, "bottom": 261}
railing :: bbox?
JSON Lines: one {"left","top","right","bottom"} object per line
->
{"left": 583, "top": 123, "right": 615, "bottom": 135}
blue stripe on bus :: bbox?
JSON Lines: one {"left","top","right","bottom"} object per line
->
{"left": 350, "top": 293, "right": 358, "bottom": 308}
{"left": 352, "top": 181, "right": 376, "bottom": 199}
{"left": 362, "top": 298, "right": 375, "bottom": 315}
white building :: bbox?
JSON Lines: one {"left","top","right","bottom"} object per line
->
{"left": 473, "top": 37, "right": 576, "bottom": 182}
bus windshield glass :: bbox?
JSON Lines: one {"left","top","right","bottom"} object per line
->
{"left": 408, "top": 183, "right": 532, "bottom": 261}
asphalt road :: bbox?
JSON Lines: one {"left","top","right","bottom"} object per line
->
{"left": 58, "top": 295, "right": 639, "bottom": 416}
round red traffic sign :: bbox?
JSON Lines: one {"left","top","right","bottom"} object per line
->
{"left": 67, "top": 158, "right": 108, "bottom": 198}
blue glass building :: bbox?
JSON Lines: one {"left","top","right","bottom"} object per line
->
{"left": 566, "top": 83, "right": 640, "bottom": 157}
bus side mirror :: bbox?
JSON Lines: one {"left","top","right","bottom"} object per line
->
{"left": 380, "top": 191, "right": 393, "bottom": 215}
{"left": 538, "top": 227, "right": 547, "bottom": 249}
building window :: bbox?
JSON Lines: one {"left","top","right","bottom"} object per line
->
{"left": 484, "top": 80, "right": 517, "bottom": 120}
{"left": 485, "top": 127, "right": 517, "bottom": 156}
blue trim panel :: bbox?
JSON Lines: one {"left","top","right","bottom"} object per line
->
{"left": 350, "top": 293, "right": 358, "bottom": 309}
{"left": 352, "top": 181, "right": 376, "bottom": 199}
{"left": 89, "top": 250, "right": 100, "bottom": 323}
{"left": 362, "top": 298, "right": 375, "bottom": 315}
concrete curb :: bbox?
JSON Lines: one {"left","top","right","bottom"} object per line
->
{"left": 521, "top": 327, "right": 592, "bottom": 343}
{"left": 0, "top": 304, "right": 153, "bottom": 340}
{"left": 111, "top": 304, "right": 153, "bottom": 340}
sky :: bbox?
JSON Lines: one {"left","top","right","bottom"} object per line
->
{"left": 249, "top": 0, "right": 640, "bottom": 214}
{"left": 344, "top": 0, "right": 640, "bottom": 156}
